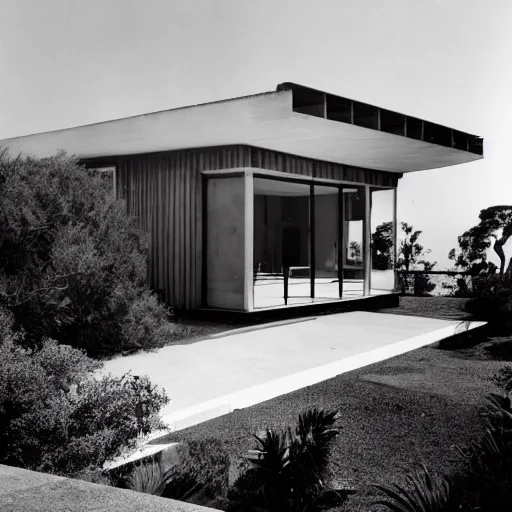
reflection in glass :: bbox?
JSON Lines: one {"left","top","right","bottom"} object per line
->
{"left": 313, "top": 185, "right": 339, "bottom": 299}
{"left": 342, "top": 187, "right": 365, "bottom": 297}
{"left": 370, "top": 188, "right": 396, "bottom": 293}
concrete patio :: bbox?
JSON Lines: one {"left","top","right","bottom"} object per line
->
{"left": 101, "top": 311, "right": 485, "bottom": 435}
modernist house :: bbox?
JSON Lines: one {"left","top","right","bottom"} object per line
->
{"left": 1, "top": 83, "right": 483, "bottom": 313}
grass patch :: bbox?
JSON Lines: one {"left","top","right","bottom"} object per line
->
{"left": 379, "top": 296, "right": 472, "bottom": 321}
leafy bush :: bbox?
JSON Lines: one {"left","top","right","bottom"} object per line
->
{"left": 227, "top": 408, "right": 346, "bottom": 512}
{"left": 0, "top": 149, "right": 178, "bottom": 356}
{"left": 122, "top": 438, "right": 230, "bottom": 509}
{"left": 162, "top": 439, "right": 231, "bottom": 507}
{"left": 465, "top": 274, "right": 512, "bottom": 334}
{"left": 0, "top": 330, "right": 169, "bottom": 476}
{"left": 484, "top": 339, "right": 512, "bottom": 361}
{"left": 490, "top": 365, "right": 512, "bottom": 391}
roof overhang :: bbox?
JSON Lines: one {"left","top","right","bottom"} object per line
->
{"left": 0, "top": 83, "right": 483, "bottom": 173}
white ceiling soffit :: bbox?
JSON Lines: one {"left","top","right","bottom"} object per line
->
{"left": 0, "top": 88, "right": 483, "bottom": 173}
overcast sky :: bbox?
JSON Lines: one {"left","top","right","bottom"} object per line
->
{"left": 1, "top": 0, "right": 510, "bottom": 268}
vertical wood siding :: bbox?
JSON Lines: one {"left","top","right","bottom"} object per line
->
{"left": 116, "top": 146, "right": 251, "bottom": 309}
{"left": 112, "top": 145, "right": 399, "bottom": 309}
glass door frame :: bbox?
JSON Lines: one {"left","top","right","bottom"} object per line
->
{"left": 247, "top": 168, "right": 397, "bottom": 309}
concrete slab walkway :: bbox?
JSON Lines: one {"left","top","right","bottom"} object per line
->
{"left": 101, "top": 311, "right": 485, "bottom": 435}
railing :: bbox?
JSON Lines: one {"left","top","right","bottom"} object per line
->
{"left": 265, "top": 268, "right": 473, "bottom": 305}
{"left": 397, "top": 269, "right": 472, "bottom": 296}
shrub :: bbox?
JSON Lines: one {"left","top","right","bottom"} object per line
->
{"left": 0, "top": 149, "right": 178, "bottom": 356}
{"left": 484, "top": 339, "right": 512, "bottom": 361}
{"left": 0, "top": 333, "right": 169, "bottom": 476}
{"left": 162, "top": 439, "right": 231, "bottom": 507}
{"left": 123, "top": 438, "right": 231, "bottom": 509}
{"left": 465, "top": 274, "right": 512, "bottom": 334}
{"left": 490, "top": 366, "right": 512, "bottom": 391}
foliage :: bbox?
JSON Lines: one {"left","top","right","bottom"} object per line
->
{"left": 162, "top": 439, "right": 231, "bottom": 507}
{"left": 0, "top": 328, "right": 169, "bottom": 476}
{"left": 371, "top": 221, "right": 394, "bottom": 270}
{"left": 490, "top": 365, "right": 512, "bottom": 391}
{"left": 227, "top": 408, "right": 346, "bottom": 512}
{"left": 124, "top": 438, "right": 230, "bottom": 509}
{"left": 397, "top": 223, "right": 435, "bottom": 273}
{"left": 395, "top": 223, "right": 436, "bottom": 296}
{"left": 449, "top": 205, "right": 512, "bottom": 276}
{"left": 349, "top": 241, "right": 362, "bottom": 261}
{"left": 127, "top": 459, "right": 176, "bottom": 497}
{"left": 370, "top": 221, "right": 436, "bottom": 294}
{"left": 74, "top": 468, "right": 114, "bottom": 486}
{"left": 464, "top": 273, "right": 512, "bottom": 334}
{"left": 0, "top": 149, "right": 177, "bottom": 356}
{"left": 372, "top": 463, "right": 451, "bottom": 512}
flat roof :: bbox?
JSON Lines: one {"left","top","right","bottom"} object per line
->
{"left": 0, "top": 82, "right": 483, "bottom": 173}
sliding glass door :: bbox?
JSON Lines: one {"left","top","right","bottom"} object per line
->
{"left": 312, "top": 184, "right": 339, "bottom": 300}
{"left": 253, "top": 177, "right": 311, "bottom": 308}
{"left": 251, "top": 176, "right": 382, "bottom": 309}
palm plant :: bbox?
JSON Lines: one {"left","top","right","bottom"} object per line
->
{"left": 372, "top": 464, "right": 451, "bottom": 512}
{"left": 227, "top": 408, "right": 346, "bottom": 512}
{"left": 126, "top": 458, "right": 175, "bottom": 497}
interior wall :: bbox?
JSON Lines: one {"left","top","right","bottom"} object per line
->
{"left": 314, "top": 194, "right": 338, "bottom": 274}
{"left": 207, "top": 176, "right": 247, "bottom": 309}
{"left": 253, "top": 193, "right": 309, "bottom": 274}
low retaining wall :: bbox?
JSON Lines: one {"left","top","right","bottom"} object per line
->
{"left": 0, "top": 464, "right": 220, "bottom": 512}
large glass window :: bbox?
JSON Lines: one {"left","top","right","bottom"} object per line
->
{"left": 370, "top": 188, "right": 396, "bottom": 293}
{"left": 313, "top": 185, "right": 340, "bottom": 300}
{"left": 341, "top": 186, "right": 365, "bottom": 297}
{"left": 250, "top": 175, "right": 393, "bottom": 309}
